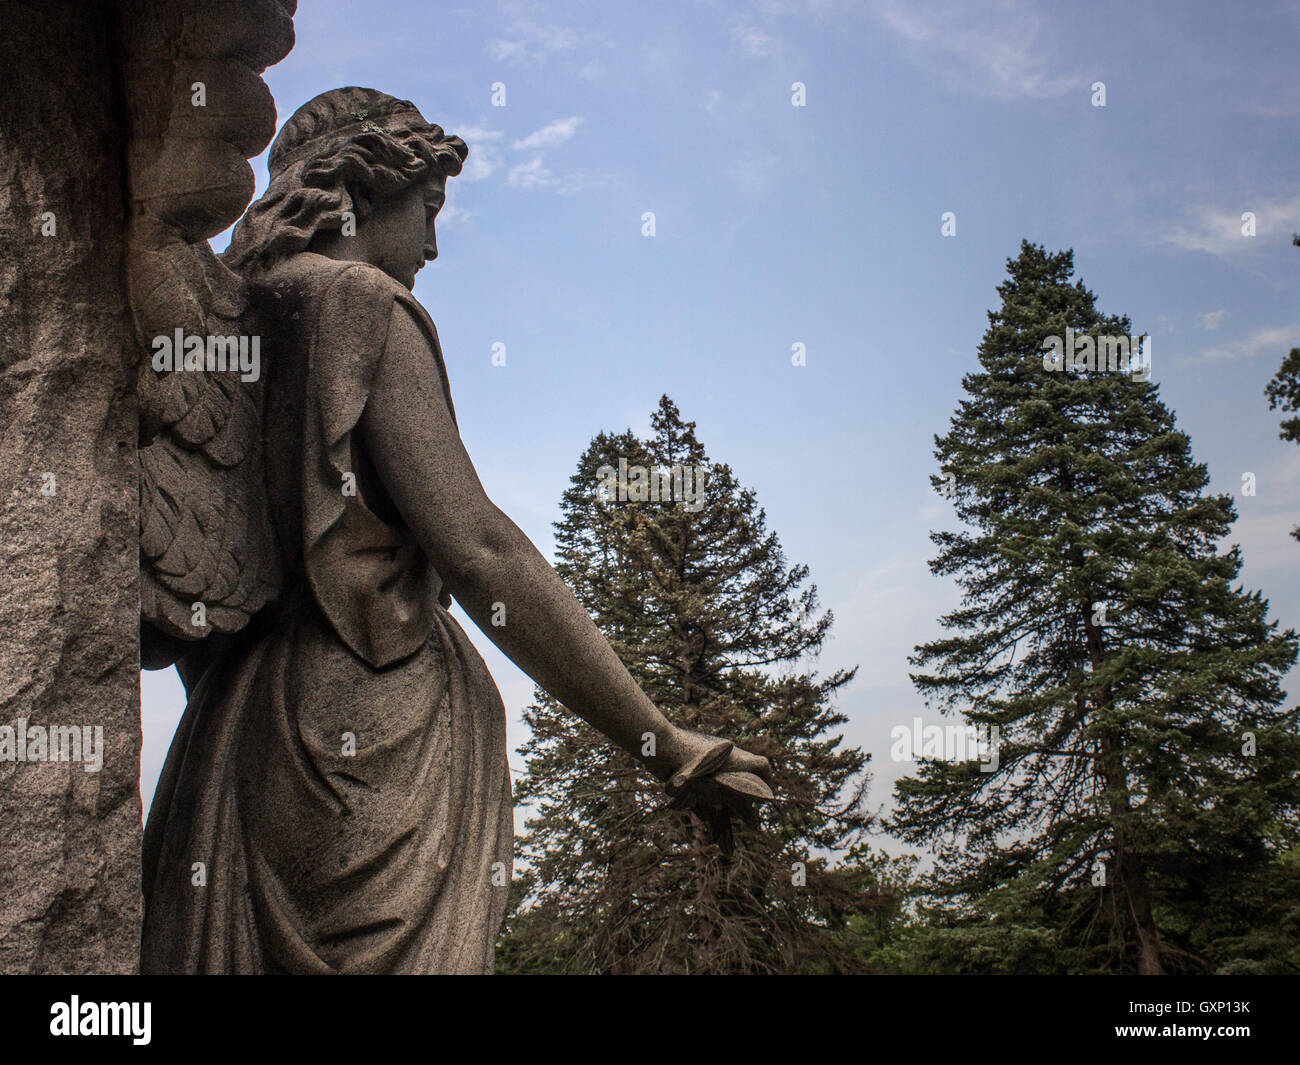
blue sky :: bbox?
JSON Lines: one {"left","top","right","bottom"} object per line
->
{"left": 141, "top": 0, "right": 1300, "bottom": 851}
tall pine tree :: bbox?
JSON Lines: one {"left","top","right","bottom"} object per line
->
{"left": 1264, "top": 234, "right": 1300, "bottom": 541}
{"left": 498, "top": 397, "right": 875, "bottom": 974}
{"left": 888, "top": 242, "right": 1300, "bottom": 975}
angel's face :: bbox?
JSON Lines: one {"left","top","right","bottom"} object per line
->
{"left": 363, "top": 175, "right": 446, "bottom": 290}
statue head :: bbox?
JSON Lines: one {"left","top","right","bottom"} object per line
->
{"left": 226, "top": 87, "right": 467, "bottom": 287}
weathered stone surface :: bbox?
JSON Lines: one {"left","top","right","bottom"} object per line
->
{"left": 127, "top": 0, "right": 293, "bottom": 650}
{"left": 0, "top": 0, "right": 141, "bottom": 974}
{"left": 0, "top": 0, "right": 295, "bottom": 974}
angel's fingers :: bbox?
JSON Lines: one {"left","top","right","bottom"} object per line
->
{"left": 669, "top": 738, "right": 733, "bottom": 791}
{"left": 724, "top": 747, "right": 773, "bottom": 784}
{"left": 714, "top": 770, "right": 773, "bottom": 802}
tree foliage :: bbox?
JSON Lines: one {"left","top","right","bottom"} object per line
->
{"left": 499, "top": 397, "right": 882, "bottom": 973}
{"left": 888, "top": 241, "right": 1300, "bottom": 974}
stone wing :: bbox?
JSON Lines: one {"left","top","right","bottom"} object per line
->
{"left": 122, "top": 0, "right": 296, "bottom": 664}
{"left": 136, "top": 242, "right": 281, "bottom": 656}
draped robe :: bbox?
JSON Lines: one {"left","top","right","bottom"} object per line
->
{"left": 141, "top": 254, "right": 514, "bottom": 974}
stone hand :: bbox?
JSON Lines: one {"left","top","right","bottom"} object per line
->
{"left": 660, "top": 728, "right": 774, "bottom": 855}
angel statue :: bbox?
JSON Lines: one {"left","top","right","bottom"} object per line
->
{"left": 136, "top": 86, "right": 772, "bottom": 974}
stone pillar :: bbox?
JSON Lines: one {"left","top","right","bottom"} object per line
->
{"left": 0, "top": 0, "right": 294, "bottom": 974}
{"left": 0, "top": 0, "right": 142, "bottom": 973}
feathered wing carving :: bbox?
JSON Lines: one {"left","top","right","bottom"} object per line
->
{"left": 121, "top": 0, "right": 296, "bottom": 667}
{"left": 136, "top": 240, "right": 281, "bottom": 651}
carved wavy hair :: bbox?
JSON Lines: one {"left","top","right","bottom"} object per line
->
{"left": 224, "top": 87, "right": 468, "bottom": 274}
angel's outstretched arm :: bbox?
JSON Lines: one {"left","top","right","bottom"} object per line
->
{"left": 357, "top": 303, "right": 769, "bottom": 788}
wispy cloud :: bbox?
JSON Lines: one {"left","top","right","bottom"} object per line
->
{"left": 513, "top": 116, "right": 583, "bottom": 151}
{"left": 437, "top": 202, "right": 477, "bottom": 227}
{"left": 1157, "top": 195, "right": 1300, "bottom": 257}
{"left": 453, "top": 125, "right": 506, "bottom": 182}
{"left": 866, "top": 0, "right": 1084, "bottom": 99}
{"left": 1200, "top": 323, "right": 1299, "bottom": 362}
{"left": 452, "top": 114, "right": 591, "bottom": 193}
{"left": 506, "top": 116, "right": 597, "bottom": 192}
{"left": 507, "top": 155, "right": 553, "bottom": 188}
{"left": 1197, "top": 309, "right": 1228, "bottom": 331}
{"left": 506, "top": 157, "right": 604, "bottom": 195}
{"left": 487, "top": 26, "right": 580, "bottom": 65}
{"left": 730, "top": 22, "right": 776, "bottom": 57}
{"left": 485, "top": 1, "right": 610, "bottom": 67}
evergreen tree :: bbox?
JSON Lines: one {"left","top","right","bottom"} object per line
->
{"left": 1264, "top": 234, "right": 1300, "bottom": 541}
{"left": 499, "top": 396, "right": 875, "bottom": 973}
{"left": 888, "top": 241, "right": 1300, "bottom": 974}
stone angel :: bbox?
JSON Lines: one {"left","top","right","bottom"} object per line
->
{"left": 136, "top": 87, "right": 772, "bottom": 974}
